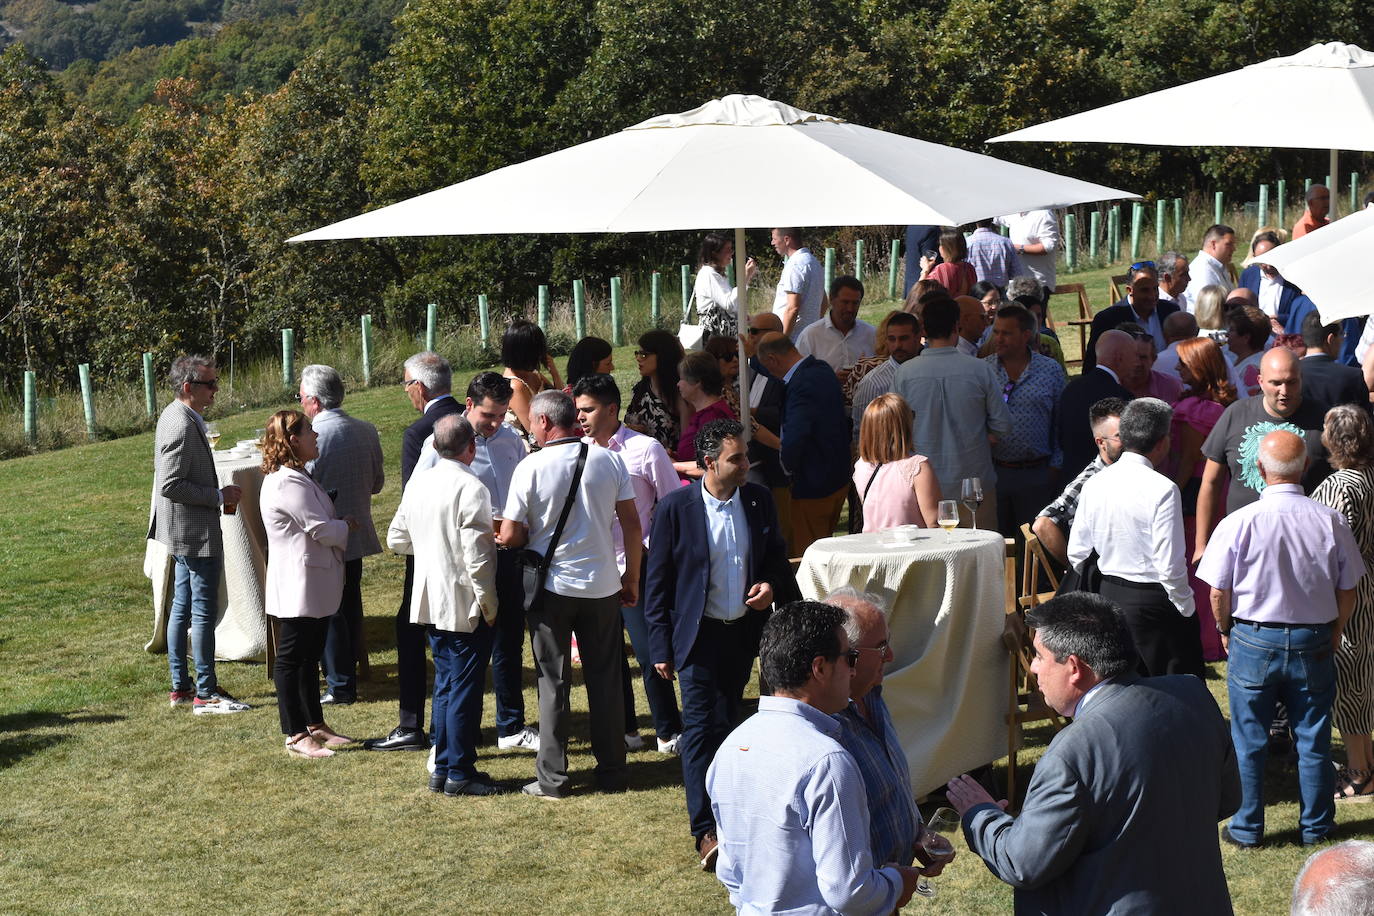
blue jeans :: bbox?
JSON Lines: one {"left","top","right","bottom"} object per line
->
{"left": 167, "top": 554, "right": 220, "bottom": 698}
{"left": 622, "top": 583, "right": 682, "bottom": 741}
{"left": 1227, "top": 620, "right": 1336, "bottom": 844}
{"left": 428, "top": 622, "right": 493, "bottom": 783}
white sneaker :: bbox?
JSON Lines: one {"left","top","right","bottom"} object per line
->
{"left": 426, "top": 743, "right": 437, "bottom": 774}
{"left": 657, "top": 733, "right": 681, "bottom": 755}
{"left": 497, "top": 726, "right": 540, "bottom": 751}
{"left": 625, "top": 732, "right": 646, "bottom": 751}
{"left": 192, "top": 690, "right": 251, "bottom": 715}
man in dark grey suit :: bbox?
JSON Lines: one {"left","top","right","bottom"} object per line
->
{"left": 150, "top": 354, "right": 250, "bottom": 714}
{"left": 299, "top": 364, "right": 385, "bottom": 706}
{"left": 947, "top": 592, "right": 1240, "bottom": 915}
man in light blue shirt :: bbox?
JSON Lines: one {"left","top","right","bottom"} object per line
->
{"left": 707, "top": 600, "right": 922, "bottom": 914}
{"left": 770, "top": 227, "right": 827, "bottom": 341}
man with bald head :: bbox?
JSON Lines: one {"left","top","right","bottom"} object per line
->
{"left": 1291, "top": 840, "right": 1374, "bottom": 913}
{"left": 1198, "top": 429, "right": 1363, "bottom": 848}
{"left": 1293, "top": 184, "right": 1331, "bottom": 239}
{"left": 1194, "top": 346, "right": 1332, "bottom": 562}
{"left": 1058, "top": 329, "right": 1134, "bottom": 475}
{"left": 956, "top": 295, "right": 987, "bottom": 357}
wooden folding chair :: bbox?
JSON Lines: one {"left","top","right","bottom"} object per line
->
{"left": 1054, "top": 283, "right": 1093, "bottom": 368}
{"left": 1018, "top": 522, "right": 1059, "bottom": 610}
{"left": 1107, "top": 274, "right": 1130, "bottom": 305}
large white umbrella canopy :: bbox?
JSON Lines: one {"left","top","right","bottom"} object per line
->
{"left": 989, "top": 42, "right": 1374, "bottom": 151}
{"left": 1242, "top": 208, "right": 1374, "bottom": 324}
{"left": 290, "top": 94, "right": 1137, "bottom": 242}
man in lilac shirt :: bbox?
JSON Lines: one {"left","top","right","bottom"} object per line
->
{"left": 575, "top": 373, "right": 684, "bottom": 754}
{"left": 1198, "top": 430, "right": 1364, "bottom": 848}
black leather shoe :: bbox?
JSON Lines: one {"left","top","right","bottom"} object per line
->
{"left": 444, "top": 777, "right": 506, "bottom": 797}
{"left": 428, "top": 774, "right": 446, "bottom": 793}
{"left": 363, "top": 726, "right": 428, "bottom": 751}
{"left": 320, "top": 692, "right": 355, "bottom": 706}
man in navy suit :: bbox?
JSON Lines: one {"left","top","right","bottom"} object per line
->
{"left": 366, "top": 351, "right": 465, "bottom": 752}
{"left": 1059, "top": 330, "right": 1135, "bottom": 476}
{"left": 645, "top": 418, "right": 798, "bottom": 872}
{"left": 1084, "top": 263, "right": 1179, "bottom": 368}
{"left": 1299, "top": 313, "right": 1371, "bottom": 411}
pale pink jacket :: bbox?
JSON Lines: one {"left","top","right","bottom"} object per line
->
{"left": 261, "top": 467, "right": 350, "bottom": 619}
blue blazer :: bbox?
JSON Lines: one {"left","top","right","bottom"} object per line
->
{"left": 644, "top": 481, "right": 798, "bottom": 671}
{"left": 1284, "top": 297, "right": 1366, "bottom": 366}
{"left": 780, "top": 355, "right": 852, "bottom": 498}
{"left": 1239, "top": 264, "right": 1304, "bottom": 329}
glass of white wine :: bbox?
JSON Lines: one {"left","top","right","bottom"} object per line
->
{"left": 937, "top": 500, "right": 959, "bottom": 540}
{"left": 205, "top": 423, "right": 221, "bottom": 450}
{"left": 913, "top": 806, "right": 960, "bottom": 897}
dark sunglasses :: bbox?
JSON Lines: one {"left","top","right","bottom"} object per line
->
{"left": 842, "top": 648, "right": 860, "bottom": 668}
{"left": 189, "top": 378, "right": 219, "bottom": 390}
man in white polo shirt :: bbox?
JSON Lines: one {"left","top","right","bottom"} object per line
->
{"left": 771, "top": 227, "right": 827, "bottom": 341}
{"left": 797, "top": 275, "right": 876, "bottom": 383}
{"left": 500, "top": 390, "right": 642, "bottom": 799}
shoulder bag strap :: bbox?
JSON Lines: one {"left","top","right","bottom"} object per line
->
{"left": 538, "top": 442, "right": 588, "bottom": 581}
{"left": 862, "top": 462, "right": 884, "bottom": 503}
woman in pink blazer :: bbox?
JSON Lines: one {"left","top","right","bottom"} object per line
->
{"left": 260, "top": 410, "right": 357, "bottom": 758}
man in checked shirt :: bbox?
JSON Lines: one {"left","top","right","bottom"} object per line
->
{"left": 1031, "top": 397, "right": 1125, "bottom": 566}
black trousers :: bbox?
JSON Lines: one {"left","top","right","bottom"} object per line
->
{"left": 321, "top": 558, "right": 363, "bottom": 699}
{"left": 1100, "top": 575, "right": 1205, "bottom": 678}
{"left": 274, "top": 615, "right": 330, "bottom": 736}
{"left": 395, "top": 555, "right": 429, "bottom": 731}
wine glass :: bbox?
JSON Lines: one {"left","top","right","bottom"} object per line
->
{"left": 960, "top": 478, "right": 984, "bottom": 530}
{"left": 205, "top": 423, "right": 221, "bottom": 450}
{"left": 913, "top": 806, "right": 961, "bottom": 898}
{"left": 937, "top": 500, "right": 959, "bottom": 540}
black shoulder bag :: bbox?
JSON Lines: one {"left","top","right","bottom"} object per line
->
{"left": 519, "top": 442, "right": 588, "bottom": 614}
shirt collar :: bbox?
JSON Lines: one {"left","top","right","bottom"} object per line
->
{"left": 782, "top": 358, "right": 804, "bottom": 385}
{"left": 1260, "top": 482, "right": 1305, "bottom": 498}
{"left": 424, "top": 393, "right": 454, "bottom": 412}
{"left": 1200, "top": 251, "right": 1224, "bottom": 271}
{"left": 1098, "top": 365, "right": 1121, "bottom": 384}
{"left": 701, "top": 481, "right": 739, "bottom": 510}
{"left": 1117, "top": 451, "right": 1152, "bottom": 470}
{"left": 1073, "top": 677, "right": 1113, "bottom": 717}
{"left": 758, "top": 695, "right": 842, "bottom": 737}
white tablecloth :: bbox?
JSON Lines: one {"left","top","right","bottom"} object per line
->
{"left": 143, "top": 452, "right": 269, "bottom": 662}
{"left": 797, "top": 527, "right": 1007, "bottom": 796}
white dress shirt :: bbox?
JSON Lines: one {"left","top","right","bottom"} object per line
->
{"left": 1067, "top": 452, "right": 1194, "bottom": 616}
{"left": 1257, "top": 272, "right": 1285, "bottom": 318}
{"left": 996, "top": 210, "right": 1059, "bottom": 290}
{"left": 701, "top": 484, "right": 751, "bottom": 621}
{"left": 796, "top": 313, "right": 877, "bottom": 372}
{"left": 1182, "top": 251, "right": 1232, "bottom": 312}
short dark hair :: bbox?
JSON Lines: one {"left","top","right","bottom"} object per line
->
{"left": 1089, "top": 397, "right": 1126, "bottom": 426}
{"left": 1301, "top": 311, "right": 1340, "bottom": 349}
{"left": 571, "top": 372, "right": 621, "bottom": 410}
{"left": 466, "top": 370, "right": 513, "bottom": 406}
{"left": 1251, "top": 230, "right": 1281, "bottom": 253}
{"left": 1026, "top": 592, "right": 1136, "bottom": 679}
{"left": 1203, "top": 223, "right": 1235, "bottom": 246}
{"left": 565, "top": 336, "right": 613, "bottom": 388}
{"left": 501, "top": 319, "right": 548, "bottom": 372}
{"left": 695, "top": 418, "right": 743, "bottom": 470}
{"left": 1226, "top": 305, "right": 1271, "bottom": 350}
{"left": 995, "top": 304, "right": 1035, "bottom": 334}
{"left": 830, "top": 275, "right": 864, "bottom": 300}
{"left": 433, "top": 414, "right": 476, "bottom": 459}
{"left": 759, "top": 601, "right": 846, "bottom": 692}
{"left": 1118, "top": 397, "right": 1172, "bottom": 454}
{"left": 680, "top": 350, "right": 723, "bottom": 397}
{"left": 886, "top": 311, "right": 920, "bottom": 333}
{"left": 773, "top": 227, "right": 804, "bottom": 246}
{"left": 970, "top": 280, "right": 1004, "bottom": 303}
{"left": 922, "top": 296, "right": 960, "bottom": 339}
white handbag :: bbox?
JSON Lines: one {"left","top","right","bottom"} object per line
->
{"left": 678, "top": 299, "right": 705, "bottom": 351}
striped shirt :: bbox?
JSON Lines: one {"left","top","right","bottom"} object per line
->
{"left": 966, "top": 227, "right": 1027, "bottom": 288}
{"left": 1037, "top": 456, "right": 1105, "bottom": 532}
{"left": 834, "top": 687, "right": 922, "bottom": 866}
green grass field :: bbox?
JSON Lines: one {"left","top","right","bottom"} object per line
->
{"left": 2, "top": 263, "right": 1367, "bottom": 915}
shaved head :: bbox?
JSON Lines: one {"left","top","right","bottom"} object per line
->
{"left": 957, "top": 296, "right": 985, "bottom": 343}
{"left": 1226, "top": 287, "right": 1257, "bottom": 309}
{"left": 1259, "top": 429, "right": 1307, "bottom": 483}
{"left": 750, "top": 312, "right": 783, "bottom": 333}
{"left": 1163, "top": 311, "right": 1198, "bottom": 343}
{"left": 1096, "top": 329, "right": 1135, "bottom": 374}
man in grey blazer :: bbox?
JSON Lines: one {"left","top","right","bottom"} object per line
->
{"left": 149, "top": 354, "right": 250, "bottom": 714}
{"left": 947, "top": 592, "right": 1240, "bottom": 915}
{"left": 300, "top": 364, "right": 385, "bottom": 706}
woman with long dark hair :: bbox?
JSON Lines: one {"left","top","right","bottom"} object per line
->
{"left": 501, "top": 319, "right": 563, "bottom": 445}
{"left": 564, "top": 336, "right": 614, "bottom": 391}
{"left": 692, "top": 232, "right": 757, "bottom": 341}
{"left": 624, "top": 328, "right": 686, "bottom": 455}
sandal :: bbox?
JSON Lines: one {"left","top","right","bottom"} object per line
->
{"left": 1335, "top": 767, "right": 1374, "bottom": 802}
{"left": 285, "top": 734, "right": 335, "bottom": 759}
{"left": 308, "top": 724, "right": 354, "bottom": 749}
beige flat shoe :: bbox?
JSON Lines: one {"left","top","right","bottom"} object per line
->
{"left": 285, "top": 734, "right": 335, "bottom": 759}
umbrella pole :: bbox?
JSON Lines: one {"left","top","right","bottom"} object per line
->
{"left": 735, "top": 227, "right": 752, "bottom": 444}
{"left": 1330, "top": 149, "right": 1340, "bottom": 218}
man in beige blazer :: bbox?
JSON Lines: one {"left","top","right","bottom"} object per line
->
{"left": 387, "top": 415, "right": 500, "bottom": 796}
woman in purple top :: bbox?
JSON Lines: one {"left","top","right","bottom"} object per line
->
{"left": 673, "top": 350, "right": 736, "bottom": 478}
{"left": 1170, "top": 337, "right": 1237, "bottom": 661}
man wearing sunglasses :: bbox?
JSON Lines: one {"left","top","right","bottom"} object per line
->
{"left": 150, "top": 354, "right": 249, "bottom": 714}
{"left": 706, "top": 600, "right": 923, "bottom": 914}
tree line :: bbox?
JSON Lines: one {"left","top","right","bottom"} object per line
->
{"left": 1, "top": 0, "right": 1369, "bottom": 391}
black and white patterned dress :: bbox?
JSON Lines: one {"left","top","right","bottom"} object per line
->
{"left": 1312, "top": 466, "right": 1374, "bottom": 734}
{"left": 624, "top": 378, "right": 680, "bottom": 456}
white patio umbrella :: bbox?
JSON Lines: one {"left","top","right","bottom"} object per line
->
{"left": 1240, "top": 206, "right": 1374, "bottom": 324}
{"left": 989, "top": 42, "right": 1374, "bottom": 216}
{"left": 293, "top": 94, "right": 1137, "bottom": 428}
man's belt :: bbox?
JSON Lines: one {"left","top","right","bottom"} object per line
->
{"left": 1233, "top": 618, "right": 1333, "bottom": 630}
{"left": 994, "top": 456, "right": 1050, "bottom": 470}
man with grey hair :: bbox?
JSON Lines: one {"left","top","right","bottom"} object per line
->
{"left": 1294, "top": 184, "right": 1332, "bottom": 239}
{"left": 1291, "top": 840, "right": 1374, "bottom": 914}
{"left": 947, "top": 592, "right": 1238, "bottom": 914}
{"left": 366, "top": 351, "right": 463, "bottom": 752}
{"left": 1157, "top": 249, "right": 1190, "bottom": 309}
{"left": 298, "top": 364, "right": 384, "bottom": 706}
{"left": 501, "top": 389, "right": 641, "bottom": 799}
{"left": 1068, "top": 397, "right": 1202, "bottom": 676}
{"left": 1198, "top": 429, "right": 1362, "bottom": 848}
{"left": 387, "top": 414, "right": 501, "bottom": 796}
{"left": 150, "top": 354, "right": 249, "bottom": 713}
{"left": 826, "top": 587, "right": 943, "bottom": 876}
{"left": 1183, "top": 224, "right": 1237, "bottom": 311}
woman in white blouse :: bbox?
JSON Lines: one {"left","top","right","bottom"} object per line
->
{"left": 692, "top": 232, "right": 758, "bottom": 340}
{"left": 260, "top": 409, "right": 357, "bottom": 759}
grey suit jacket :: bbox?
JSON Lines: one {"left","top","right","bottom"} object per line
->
{"left": 148, "top": 400, "right": 222, "bottom": 557}
{"left": 307, "top": 408, "right": 385, "bottom": 561}
{"left": 964, "top": 674, "right": 1240, "bottom": 915}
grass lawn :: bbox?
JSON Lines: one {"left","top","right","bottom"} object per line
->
{"left": 2, "top": 275, "right": 1368, "bottom": 914}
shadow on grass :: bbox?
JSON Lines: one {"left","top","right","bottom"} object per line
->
{"left": 0, "top": 710, "right": 125, "bottom": 770}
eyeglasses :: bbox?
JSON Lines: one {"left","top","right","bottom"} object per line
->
{"left": 855, "top": 639, "right": 891, "bottom": 655}
{"left": 189, "top": 378, "right": 219, "bottom": 390}
{"left": 403, "top": 378, "right": 421, "bottom": 388}
{"left": 1002, "top": 380, "right": 1017, "bottom": 403}
{"left": 842, "top": 648, "right": 860, "bottom": 668}
{"left": 634, "top": 350, "right": 652, "bottom": 359}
